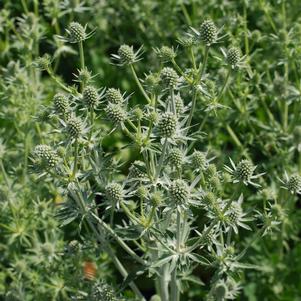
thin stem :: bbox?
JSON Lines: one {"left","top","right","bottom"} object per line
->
{"left": 217, "top": 68, "right": 231, "bottom": 101}
{"left": 226, "top": 124, "right": 242, "bottom": 148}
{"left": 190, "top": 47, "right": 197, "bottom": 70}
{"left": 243, "top": 2, "right": 249, "bottom": 56}
{"left": 155, "top": 138, "right": 168, "bottom": 181}
{"left": 79, "top": 41, "right": 85, "bottom": 92}
{"left": 198, "top": 46, "right": 209, "bottom": 81}
{"left": 186, "top": 89, "right": 198, "bottom": 128}
{"left": 236, "top": 227, "right": 265, "bottom": 261}
{"left": 120, "top": 201, "right": 141, "bottom": 224}
{"left": 130, "top": 64, "right": 152, "bottom": 104}
{"left": 171, "top": 210, "right": 181, "bottom": 301}
{"left": 0, "top": 160, "right": 10, "bottom": 188}
{"left": 90, "top": 212, "right": 146, "bottom": 265}
{"left": 121, "top": 124, "right": 136, "bottom": 141}
{"left": 180, "top": 1, "right": 191, "bottom": 25}
{"left": 47, "top": 69, "right": 74, "bottom": 94}
{"left": 21, "top": 0, "right": 29, "bottom": 14}
{"left": 171, "top": 59, "right": 193, "bottom": 84}
{"left": 186, "top": 46, "right": 210, "bottom": 129}
{"left": 170, "top": 88, "right": 176, "bottom": 115}
{"left": 160, "top": 265, "right": 170, "bottom": 301}
{"left": 146, "top": 205, "right": 157, "bottom": 227}
{"left": 71, "top": 139, "right": 78, "bottom": 179}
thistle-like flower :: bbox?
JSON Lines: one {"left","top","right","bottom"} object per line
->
{"left": 128, "top": 160, "right": 147, "bottom": 180}
{"left": 160, "top": 67, "right": 179, "bottom": 88}
{"left": 67, "top": 22, "right": 86, "bottom": 43}
{"left": 82, "top": 85, "right": 99, "bottom": 108}
{"left": 105, "top": 102, "right": 127, "bottom": 123}
{"left": 157, "top": 112, "right": 177, "bottom": 137}
{"left": 105, "top": 183, "right": 124, "bottom": 203}
{"left": 191, "top": 150, "right": 209, "bottom": 171}
{"left": 53, "top": 93, "right": 69, "bottom": 114}
{"left": 280, "top": 172, "right": 301, "bottom": 194}
{"left": 32, "top": 144, "right": 58, "bottom": 171}
{"left": 105, "top": 88, "right": 124, "bottom": 103}
{"left": 91, "top": 281, "right": 119, "bottom": 301}
{"left": 154, "top": 46, "right": 176, "bottom": 62}
{"left": 111, "top": 44, "right": 143, "bottom": 65}
{"left": 221, "top": 46, "right": 246, "bottom": 69}
{"left": 224, "top": 158, "right": 264, "bottom": 187}
{"left": 67, "top": 117, "right": 83, "bottom": 139}
{"left": 199, "top": 20, "right": 217, "bottom": 45}
{"left": 169, "top": 148, "right": 184, "bottom": 169}
{"left": 227, "top": 47, "right": 241, "bottom": 67}
{"left": 225, "top": 194, "right": 252, "bottom": 234}
{"left": 169, "top": 179, "right": 190, "bottom": 205}
{"left": 35, "top": 54, "right": 51, "bottom": 70}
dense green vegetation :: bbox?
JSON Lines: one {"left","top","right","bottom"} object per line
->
{"left": 1, "top": 1, "right": 301, "bottom": 300}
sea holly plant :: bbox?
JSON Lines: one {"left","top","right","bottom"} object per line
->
{"left": 31, "top": 19, "right": 284, "bottom": 301}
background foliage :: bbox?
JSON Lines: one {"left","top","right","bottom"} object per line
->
{"left": 1, "top": 0, "right": 301, "bottom": 300}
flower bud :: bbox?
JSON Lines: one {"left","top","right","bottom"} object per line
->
{"left": 35, "top": 54, "right": 51, "bottom": 70}
{"left": 169, "top": 148, "right": 184, "bottom": 169}
{"left": 83, "top": 86, "right": 98, "bottom": 108}
{"left": 160, "top": 67, "right": 179, "bottom": 88}
{"left": 235, "top": 160, "right": 254, "bottom": 182}
{"left": 227, "top": 47, "right": 241, "bottom": 67}
{"left": 200, "top": 20, "right": 217, "bottom": 46}
{"left": 53, "top": 93, "right": 69, "bottom": 114}
{"left": 68, "top": 22, "right": 86, "bottom": 43}
{"left": 191, "top": 151, "right": 207, "bottom": 170}
{"left": 157, "top": 112, "right": 177, "bottom": 137}
{"left": 169, "top": 179, "right": 190, "bottom": 204}
{"left": 105, "top": 88, "right": 124, "bottom": 103}
{"left": 156, "top": 46, "right": 176, "bottom": 62}
{"left": 67, "top": 117, "right": 83, "bottom": 138}
{"left": 105, "top": 183, "right": 123, "bottom": 203}
{"left": 105, "top": 103, "right": 126, "bottom": 123}
{"left": 118, "top": 44, "right": 135, "bottom": 64}
{"left": 288, "top": 174, "right": 301, "bottom": 194}
{"left": 33, "top": 144, "right": 58, "bottom": 170}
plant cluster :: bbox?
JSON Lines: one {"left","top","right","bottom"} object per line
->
{"left": 1, "top": 1, "right": 301, "bottom": 300}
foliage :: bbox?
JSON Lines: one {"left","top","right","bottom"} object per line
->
{"left": 1, "top": 0, "right": 301, "bottom": 300}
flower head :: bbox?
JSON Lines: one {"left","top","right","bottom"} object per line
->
{"left": 111, "top": 45, "right": 143, "bottom": 65}
{"left": 53, "top": 93, "right": 69, "bottom": 114}
{"left": 199, "top": 20, "right": 217, "bottom": 46}
{"left": 105, "top": 103, "right": 127, "bottom": 123}
{"left": 160, "top": 67, "right": 179, "bottom": 88}
{"left": 83, "top": 85, "right": 99, "bottom": 108}
{"left": 224, "top": 158, "right": 264, "bottom": 187}
{"left": 280, "top": 172, "right": 301, "bottom": 194}
{"left": 105, "top": 183, "right": 123, "bottom": 203}
{"left": 157, "top": 112, "right": 177, "bottom": 138}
